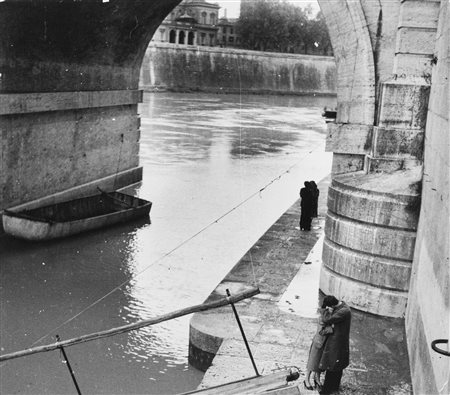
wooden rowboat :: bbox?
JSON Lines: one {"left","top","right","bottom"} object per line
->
{"left": 2, "top": 191, "right": 152, "bottom": 241}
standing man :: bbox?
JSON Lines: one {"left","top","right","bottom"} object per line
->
{"left": 318, "top": 295, "right": 352, "bottom": 394}
{"left": 300, "top": 181, "right": 313, "bottom": 230}
{"left": 309, "top": 180, "right": 319, "bottom": 218}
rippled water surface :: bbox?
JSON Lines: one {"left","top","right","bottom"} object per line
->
{"left": 0, "top": 92, "right": 334, "bottom": 394}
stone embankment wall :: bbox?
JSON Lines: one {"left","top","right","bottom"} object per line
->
{"left": 406, "top": 2, "right": 450, "bottom": 394}
{"left": 140, "top": 43, "right": 336, "bottom": 96}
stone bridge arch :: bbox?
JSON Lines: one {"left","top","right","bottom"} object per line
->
{"left": 0, "top": 1, "right": 448, "bottom": 393}
{"left": 0, "top": 0, "right": 183, "bottom": 211}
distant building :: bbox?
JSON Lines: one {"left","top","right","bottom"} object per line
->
{"left": 152, "top": 0, "right": 220, "bottom": 46}
{"left": 217, "top": 16, "right": 241, "bottom": 48}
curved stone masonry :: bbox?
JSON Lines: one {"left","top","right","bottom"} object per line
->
{"left": 328, "top": 167, "right": 421, "bottom": 229}
{"left": 322, "top": 238, "right": 412, "bottom": 291}
{"left": 325, "top": 211, "right": 417, "bottom": 260}
{"left": 189, "top": 319, "right": 226, "bottom": 372}
{"left": 320, "top": 266, "right": 408, "bottom": 317}
{"left": 321, "top": 169, "right": 421, "bottom": 318}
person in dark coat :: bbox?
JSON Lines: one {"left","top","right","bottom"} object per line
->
{"left": 318, "top": 295, "right": 352, "bottom": 394}
{"left": 309, "top": 180, "right": 319, "bottom": 218}
{"left": 300, "top": 181, "right": 313, "bottom": 230}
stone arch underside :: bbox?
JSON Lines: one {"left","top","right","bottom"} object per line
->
{"left": 318, "top": 0, "right": 376, "bottom": 126}
{"left": 0, "top": 0, "right": 182, "bottom": 211}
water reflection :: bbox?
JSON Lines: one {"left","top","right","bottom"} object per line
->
{"left": 140, "top": 93, "right": 331, "bottom": 164}
{"left": 0, "top": 92, "right": 335, "bottom": 394}
{"left": 0, "top": 223, "right": 146, "bottom": 394}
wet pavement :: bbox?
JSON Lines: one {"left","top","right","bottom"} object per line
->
{"left": 192, "top": 177, "right": 412, "bottom": 394}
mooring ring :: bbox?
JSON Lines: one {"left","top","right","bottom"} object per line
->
{"left": 431, "top": 339, "right": 450, "bottom": 356}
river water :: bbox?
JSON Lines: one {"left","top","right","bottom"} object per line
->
{"left": 0, "top": 92, "right": 335, "bottom": 394}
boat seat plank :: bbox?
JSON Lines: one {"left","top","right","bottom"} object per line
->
{"left": 181, "top": 370, "right": 297, "bottom": 395}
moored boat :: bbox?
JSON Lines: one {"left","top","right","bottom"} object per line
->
{"left": 2, "top": 191, "right": 152, "bottom": 241}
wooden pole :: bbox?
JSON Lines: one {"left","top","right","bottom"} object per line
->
{"left": 0, "top": 287, "right": 260, "bottom": 363}
{"left": 56, "top": 335, "right": 82, "bottom": 395}
{"left": 226, "top": 289, "right": 259, "bottom": 376}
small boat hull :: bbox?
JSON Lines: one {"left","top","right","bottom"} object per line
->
{"left": 2, "top": 191, "right": 152, "bottom": 241}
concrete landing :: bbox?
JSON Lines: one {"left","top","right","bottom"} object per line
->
{"left": 189, "top": 176, "right": 412, "bottom": 394}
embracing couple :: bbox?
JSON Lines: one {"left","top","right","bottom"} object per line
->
{"left": 304, "top": 295, "right": 352, "bottom": 394}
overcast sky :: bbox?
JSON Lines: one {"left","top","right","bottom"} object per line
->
{"left": 216, "top": 0, "right": 320, "bottom": 19}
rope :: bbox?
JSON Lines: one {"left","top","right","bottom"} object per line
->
{"left": 248, "top": 249, "right": 258, "bottom": 288}
{"left": 0, "top": 288, "right": 260, "bottom": 363}
{"left": 234, "top": 54, "right": 259, "bottom": 287}
{"left": 112, "top": 133, "right": 124, "bottom": 190}
{"left": 16, "top": 144, "right": 322, "bottom": 353}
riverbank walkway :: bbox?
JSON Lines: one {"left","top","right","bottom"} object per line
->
{"left": 189, "top": 176, "right": 412, "bottom": 394}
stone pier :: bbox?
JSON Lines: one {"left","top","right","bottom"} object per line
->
{"left": 318, "top": 0, "right": 437, "bottom": 318}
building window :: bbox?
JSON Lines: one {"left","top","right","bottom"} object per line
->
{"left": 209, "top": 33, "right": 214, "bottom": 45}
{"left": 228, "top": 36, "right": 234, "bottom": 43}
{"left": 222, "top": 27, "right": 227, "bottom": 35}
{"left": 188, "top": 31, "right": 195, "bottom": 45}
{"left": 210, "top": 13, "right": 216, "bottom": 25}
{"left": 201, "top": 32, "right": 206, "bottom": 45}
{"left": 230, "top": 27, "right": 234, "bottom": 34}
{"left": 169, "top": 30, "right": 176, "bottom": 43}
{"left": 201, "top": 12, "right": 207, "bottom": 24}
{"left": 178, "top": 30, "right": 186, "bottom": 44}
{"left": 160, "top": 29, "right": 165, "bottom": 41}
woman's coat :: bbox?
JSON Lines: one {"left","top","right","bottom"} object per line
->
{"left": 318, "top": 302, "right": 351, "bottom": 371}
